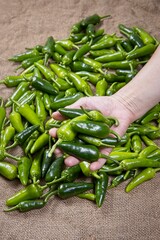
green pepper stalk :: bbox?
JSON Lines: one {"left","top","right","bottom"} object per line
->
{"left": 0, "top": 146, "right": 21, "bottom": 161}
{"left": 125, "top": 167, "right": 160, "bottom": 192}
{"left": 4, "top": 199, "right": 46, "bottom": 212}
{"left": 79, "top": 161, "right": 100, "bottom": 179}
{"left": 6, "top": 125, "right": 40, "bottom": 150}
{"left": 0, "top": 162, "right": 17, "bottom": 180}
{"left": 95, "top": 172, "right": 108, "bottom": 207}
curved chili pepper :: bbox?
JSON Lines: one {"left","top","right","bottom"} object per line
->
{"left": 1, "top": 125, "right": 15, "bottom": 148}
{"left": 70, "top": 61, "right": 95, "bottom": 72}
{"left": 95, "top": 78, "right": 108, "bottom": 96}
{"left": 53, "top": 77, "right": 72, "bottom": 91}
{"left": 54, "top": 43, "right": 67, "bottom": 55}
{"left": 35, "top": 92, "right": 47, "bottom": 123}
{"left": 82, "top": 57, "right": 104, "bottom": 74}
{"left": 95, "top": 172, "right": 108, "bottom": 207}
{"left": 100, "top": 164, "right": 123, "bottom": 175}
{"left": 8, "top": 49, "right": 40, "bottom": 62}
{"left": 45, "top": 155, "right": 65, "bottom": 182}
{"left": 6, "top": 183, "right": 46, "bottom": 207}
{"left": 16, "top": 56, "right": 43, "bottom": 70}
{"left": 139, "top": 145, "right": 158, "bottom": 158}
{"left": 81, "top": 14, "right": 111, "bottom": 27}
{"left": 86, "top": 23, "right": 95, "bottom": 38}
{"left": 91, "top": 36, "right": 119, "bottom": 50}
{"left": 78, "top": 134, "right": 115, "bottom": 148}
{"left": 30, "top": 149, "right": 44, "bottom": 183}
{"left": 65, "top": 87, "right": 77, "bottom": 97}
{"left": 131, "top": 134, "right": 142, "bottom": 153}
{"left": 71, "top": 120, "right": 120, "bottom": 139}
{"left": 73, "top": 43, "right": 91, "bottom": 61}
{"left": 6, "top": 124, "right": 40, "bottom": 149}
{"left": 109, "top": 151, "right": 138, "bottom": 162}
{"left": 4, "top": 199, "right": 45, "bottom": 212}
{"left": 126, "top": 43, "right": 156, "bottom": 60}
{"left": 52, "top": 51, "right": 62, "bottom": 63}
{"left": 41, "top": 149, "right": 54, "bottom": 179}
{"left": 50, "top": 92, "right": 84, "bottom": 110}
{"left": 18, "top": 156, "right": 32, "bottom": 186}
{"left": 50, "top": 63, "right": 69, "bottom": 79}
{"left": 125, "top": 167, "right": 160, "bottom": 192}
{"left": 141, "top": 111, "right": 160, "bottom": 125}
{"left": 17, "top": 90, "right": 36, "bottom": 107}
{"left": 147, "top": 148, "right": 160, "bottom": 159}
{"left": 69, "top": 33, "right": 85, "bottom": 42}
{"left": 0, "top": 162, "right": 17, "bottom": 180}
{"left": 79, "top": 161, "right": 100, "bottom": 179}
{"left": 30, "top": 132, "right": 50, "bottom": 154}
{"left": 95, "top": 51, "right": 126, "bottom": 63}
{"left": 77, "top": 193, "right": 96, "bottom": 201}
{"left": 141, "top": 136, "right": 157, "bottom": 147}
{"left": 67, "top": 72, "right": 93, "bottom": 96}
{"left": 57, "top": 39, "right": 78, "bottom": 51}
{"left": 90, "top": 49, "right": 116, "bottom": 58}
{"left": 76, "top": 71, "right": 102, "bottom": 85}
{"left": 121, "top": 39, "right": 133, "bottom": 52}
{"left": 5, "top": 82, "right": 30, "bottom": 108}
{"left": 9, "top": 111, "right": 24, "bottom": 133}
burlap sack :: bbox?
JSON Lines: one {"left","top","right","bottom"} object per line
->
{"left": 0, "top": 1, "right": 159, "bottom": 239}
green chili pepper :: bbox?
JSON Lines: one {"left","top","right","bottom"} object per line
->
{"left": 89, "top": 49, "right": 116, "bottom": 57}
{"left": 139, "top": 145, "right": 158, "bottom": 158}
{"left": 81, "top": 14, "right": 111, "bottom": 27}
{"left": 70, "top": 21, "right": 84, "bottom": 34}
{"left": 95, "top": 51, "right": 126, "bottom": 63}
{"left": 67, "top": 72, "right": 93, "bottom": 96}
{"left": 16, "top": 56, "right": 43, "bottom": 70}
{"left": 70, "top": 61, "right": 95, "bottom": 72}
{"left": 121, "top": 39, "right": 134, "bottom": 52}
{"left": 78, "top": 134, "right": 115, "bottom": 148}
{"left": 64, "top": 87, "right": 77, "bottom": 97}
{"left": 73, "top": 43, "right": 91, "bottom": 61}
{"left": 82, "top": 57, "right": 104, "bottom": 74}
{"left": 126, "top": 43, "right": 156, "bottom": 60}
{"left": 0, "top": 75, "right": 27, "bottom": 87}
{"left": 76, "top": 71, "right": 102, "bottom": 85}
{"left": 42, "top": 36, "right": 55, "bottom": 65}
{"left": 13, "top": 101, "right": 44, "bottom": 132}
{"left": 119, "top": 24, "right": 144, "bottom": 48}
{"left": 4, "top": 199, "right": 46, "bottom": 212}
{"left": 50, "top": 92, "right": 84, "bottom": 110}
{"left": 31, "top": 76, "right": 59, "bottom": 95}
{"left": 30, "top": 132, "right": 50, "bottom": 154}
{"left": 77, "top": 193, "right": 96, "bottom": 201}
{"left": 8, "top": 49, "right": 40, "bottom": 62}
{"left": 17, "top": 90, "right": 36, "bottom": 106}
{"left": 134, "top": 27, "right": 156, "bottom": 45}
{"left": 0, "top": 98, "right": 6, "bottom": 132}
{"left": 103, "top": 59, "right": 143, "bottom": 70}
{"left": 147, "top": 129, "right": 160, "bottom": 140}
{"left": 57, "top": 39, "right": 78, "bottom": 51}
{"left": 0, "top": 162, "right": 17, "bottom": 180}
{"left": 125, "top": 167, "right": 160, "bottom": 192}
{"left": 18, "top": 156, "right": 32, "bottom": 186}
{"left": 6, "top": 125, "right": 40, "bottom": 149}
{"left": 95, "top": 172, "right": 108, "bottom": 207}
{"left": 141, "top": 111, "right": 160, "bottom": 125}
{"left": 57, "top": 141, "right": 112, "bottom": 162}
{"left": 35, "top": 93, "right": 47, "bottom": 123}
{"left": 95, "top": 78, "right": 108, "bottom": 96}
{"left": 6, "top": 183, "right": 45, "bottom": 207}
{"left": 109, "top": 151, "right": 138, "bottom": 161}
{"left": 79, "top": 161, "right": 100, "bottom": 179}
{"left": 127, "top": 124, "right": 157, "bottom": 136}
{"left": 100, "top": 163, "right": 123, "bottom": 175}
{"left": 9, "top": 111, "right": 24, "bottom": 133}
{"left": 62, "top": 50, "right": 76, "bottom": 65}
{"left": 141, "top": 135, "right": 157, "bottom": 147}
{"left": 69, "top": 33, "right": 85, "bottom": 42}
{"left": 5, "top": 82, "right": 30, "bottom": 107}
{"left": 71, "top": 120, "right": 120, "bottom": 139}
{"left": 50, "top": 63, "right": 69, "bottom": 79}
{"left": 41, "top": 148, "right": 54, "bottom": 179}
{"left": 147, "top": 148, "right": 160, "bottom": 159}
{"left": 54, "top": 43, "right": 67, "bottom": 55}
{"left": 91, "top": 36, "right": 119, "bottom": 50}
{"left": 131, "top": 134, "right": 142, "bottom": 153}
{"left": 45, "top": 155, "right": 65, "bottom": 182}
{"left": 1, "top": 125, "right": 15, "bottom": 148}
{"left": 43, "top": 93, "right": 52, "bottom": 114}
{"left": 30, "top": 149, "right": 44, "bottom": 183}
{"left": 86, "top": 23, "right": 95, "bottom": 38}
{"left": 52, "top": 51, "right": 62, "bottom": 63}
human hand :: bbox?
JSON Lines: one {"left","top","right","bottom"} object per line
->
{"left": 49, "top": 95, "right": 135, "bottom": 171}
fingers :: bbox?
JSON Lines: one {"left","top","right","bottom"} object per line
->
{"left": 49, "top": 128, "right": 57, "bottom": 138}
{"left": 90, "top": 158, "right": 107, "bottom": 171}
{"left": 64, "top": 156, "right": 80, "bottom": 166}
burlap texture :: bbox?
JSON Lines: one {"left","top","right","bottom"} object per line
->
{"left": 0, "top": 0, "right": 160, "bottom": 239}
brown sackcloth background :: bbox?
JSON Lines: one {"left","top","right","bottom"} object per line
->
{"left": 0, "top": 0, "right": 160, "bottom": 239}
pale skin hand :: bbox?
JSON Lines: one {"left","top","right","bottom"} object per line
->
{"left": 49, "top": 45, "right": 160, "bottom": 171}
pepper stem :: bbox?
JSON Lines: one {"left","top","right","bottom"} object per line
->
{"left": 48, "top": 139, "right": 62, "bottom": 157}
{"left": 5, "top": 141, "right": 18, "bottom": 150}
{"left": 5, "top": 152, "right": 20, "bottom": 161}
{"left": 155, "top": 168, "right": 160, "bottom": 173}
{"left": 44, "top": 190, "right": 58, "bottom": 203}
{"left": 109, "top": 129, "right": 121, "bottom": 142}
{"left": 102, "top": 165, "right": 122, "bottom": 173}
{"left": 100, "top": 153, "right": 120, "bottom": 165}
{"left": 0, "top": 80, "right": 5, "bottom": 85}
{"left": 46, "top": 176, "right": 66, "bottom": 187}
{"left": 3, "top": 205, "right": 19, "bottom": 212}
{"left": 100, "top": 15, "right": 112, "bottom": 20}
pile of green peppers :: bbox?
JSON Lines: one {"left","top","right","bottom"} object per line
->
{"left": 0, "top": 13, "right": 160, "bottom": 213}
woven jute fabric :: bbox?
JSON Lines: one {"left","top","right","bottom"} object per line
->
{"left": 0, "top": 0, "right": 160, "bottom": 239}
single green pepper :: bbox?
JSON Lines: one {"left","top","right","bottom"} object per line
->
{"left": 134, "top": 27, "right": 156, "bottom": 45}
{"left": 54, "top": 43, "right": 67, "bottom": 55}
{"left": 30, "top": 149, "right": 44, "bottom": 183}
{"left": 81, "top": 14, "right": 110, "bottom": 27}
{"left": 8, "top": 49, "right": 40, "bottom": 62}
{"left": 16, "top": 56, "right": 43, "bottom": 70}
{"left": 57, "top": 39, "right": 78, "bottom": 51}
{"left": 18, "top": 156, "right": 32, "bottom": 186}
{"left": 131, "top": 134, "right": 142, "bottom": 153}
{"left": 0, "top": 98, "right": 6, "bottom": 132}
{"left": 78, "top": 134, "right": 115, "bottom": 148}
{"left": 95, "top": 51, "right": 126, "bottom": 63}
{"left": 35, "top": 93, "right": 47, "bottom": 123}
{"left": 73, "top": 43, "right": 91, "bottom": 61}
{"left": 125, "top": 167, "right": 160, "bottom": 192}
{"left": 126, "top": 43, "right": 156, "bottom": 60}
{"left": 30, "top": 132, "right": 50, "bottom": 154}
{"left": 0, "top": 162, "right": 17, "bottom": 180}
{"left": 0, "top": 75, "right": 26, "bottom": 87}
{"left": 70, "top": 61, "right": 95, "bottom": 72}
{"left": 4, "top": 199, "right": 45, "bottom": 212}
{"left": 42, "top": 36, "right": 55, "bottom": 65}
{"left": 62, "top": 50, "right": 76, "bottom": 65}
{"left": 65, "top": 87, "right": 77, "bottom": 97}
{"left": 1, "top": 125, "right": 15, "bottom": 148}
{"left": 76, "top": 71, "right": 102, "bottom": 85}
{"left": 95, "top": 172, "right": 108, "bottom": 207}
{"left": 80, "top": 161, "right": 100, "bottom": 179}
{"left": 77, "top": 193, "right": 96, "bottom": 201}
{"left": 95, "top": 78, "right": 108, "bottom": 96}
{"left": 50, "top": 63, "right": 68, "bottom": 79}
{"left": 41, "top": 149, "right": 54, "bottom": 179}
{"left": 9, "top": 111, "right": 24, "bottom": 133}
{"left": 91, "top": 36, "right": 119, "bottom": 50}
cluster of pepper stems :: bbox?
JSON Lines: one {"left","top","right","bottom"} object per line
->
{"left": 0, "top": 14, "right": 160, "bottom": 212}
